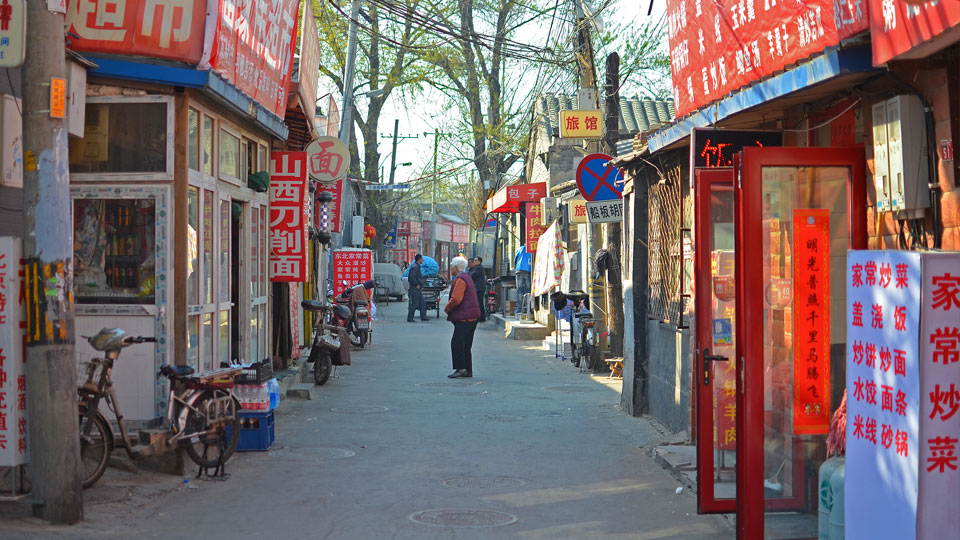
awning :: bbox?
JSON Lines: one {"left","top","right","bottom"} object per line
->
{"left": 486, "top": 182, "right": 547, "bottom": 213}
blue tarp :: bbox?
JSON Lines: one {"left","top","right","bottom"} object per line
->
{"left": 402, "top": 256, "right": 439, "bottom": 278}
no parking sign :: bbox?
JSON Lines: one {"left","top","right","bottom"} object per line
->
{"left": 575, "top": 153, "right": 623, "bottom": 201}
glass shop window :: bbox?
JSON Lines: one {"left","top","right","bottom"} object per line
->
{"left": 188, "top": 109, "right": 200, "bottom": 171}
{"left": 220, "top": 129, "right": 240, "bottom": 181}
{"left": 73, "top": 198, "right": 157, "bottom": 304}
{"left": 69, "top": 102, "right": 168, "bottom": 174}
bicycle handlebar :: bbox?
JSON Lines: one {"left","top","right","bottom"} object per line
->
{"left": 124, "top": 336, "right": 157, "bottom": 344}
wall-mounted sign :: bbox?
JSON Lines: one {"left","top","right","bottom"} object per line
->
{"left": 585, "top": 199, "right": 624, "bottom": 224}
{"left": 666, "top": 0, "right": 867, "bottom": 117}
{"left": 305, "top": 136, "right": 349, "bottom": 183}
{"left": 559, "top": 109, "right": 604, "bottom": 139}
{"left": 524, "top": 202, "right": 546, "bottom": 253}
{"left": 567, "top": 198, "right": 588, "bottom": 224}
{"left": 332, "top": 249, "right": 373, "bottom": 299}
{"left": 66, "top": 0, "right": 207, "bottom": 64}
{"left": 50, "top": 77, "right": 66, "bottom": 119}
{"left": 691, "top": 128, "right": 783, "bottom": 169}
{"left": 269, "top": 152, "right": 308, "bottom": 282}
{"left": 0, "top": 237, "right": 28, "bottom": 466}
{"left": 870, "top": 0, "right": 960, "bottom": 66}
{"left": 0, "top": 0, "right": 25, "bottom": 68}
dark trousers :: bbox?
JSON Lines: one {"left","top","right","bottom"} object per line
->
{"left": 450, "top": 321, "right": 478, "bottom": 372}
{"left": 407, "top": 287, "right": 427, "bottom": 320}
{"left": 476, "top": 290, "right": 487, "bottom": 322}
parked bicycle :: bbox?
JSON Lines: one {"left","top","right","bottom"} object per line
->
{"left": 566, "top": 291, "right": 600, "bottom": 372}
{"left": 78, "top": 328, "right": 243, "bottom": 488}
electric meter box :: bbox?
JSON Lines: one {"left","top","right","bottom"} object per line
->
{"left": 871, "top": 101, "right": 891, "bottom": 212}
{"left": 884, "top": 95, "right": 929, "bottom": 213}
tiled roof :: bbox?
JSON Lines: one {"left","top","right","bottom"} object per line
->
{"left": 535, "top": 94, "right": 676, "bottom": 142}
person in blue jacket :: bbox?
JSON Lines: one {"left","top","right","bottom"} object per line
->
{"left": 514, "top": 246, "right": 532, "bottom": 316}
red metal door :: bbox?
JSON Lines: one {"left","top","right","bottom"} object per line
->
{"left": 693, "top": 168, "right": 738, "bottom": 514}
{"left": 735, "top": 147, "right": 866, "bottom": 539}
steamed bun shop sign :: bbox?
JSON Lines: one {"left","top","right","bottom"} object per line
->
{"left": 845, "top": 251, "right": 960, "bottom": 539}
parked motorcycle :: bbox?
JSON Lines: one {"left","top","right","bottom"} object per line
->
{"left": 300, "top": 298, "right": 345, "bottom": 385}
{"left": 334, "top": 281, "right": 373, "bottom": 348}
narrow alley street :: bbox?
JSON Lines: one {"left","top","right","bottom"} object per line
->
{"left": 1, "top": 302, "right": 732, "bottom": 539}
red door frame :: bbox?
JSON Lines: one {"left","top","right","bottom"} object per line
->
{"left": 735, "top": 147, "right": 866, "bottom": 538}
{"left": 693, "top": 168, "right": 737, "bottom": 514}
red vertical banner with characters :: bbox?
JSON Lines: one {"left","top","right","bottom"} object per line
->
{"left": 0, "top": 238, "right": 27, "bottom": 466}
{"left": 288, "top": 285, "right": 300, "bottom": 359}
{"left": 918, "top": 253, "right": 960, "bottom": 538}
{"left": 269, "top": 152, "right": 308, "bottom": 282}
{"left": 792, "top": 209, "right": 831, "bottom": 434}
{"left": 524, "top": 202, "right": 546, "bottom": 253}
{"left": 332, "top": 250, "right": 373, "bottom": 298}
{"left": 712, "top": 250, "right": 737, "bottom": 450}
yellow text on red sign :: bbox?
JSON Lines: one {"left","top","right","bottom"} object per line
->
{"left": 559, "top": 110, "right": 603, "bottom": 139}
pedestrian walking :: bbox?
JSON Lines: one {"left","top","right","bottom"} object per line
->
{"left": 444, "top": 256, "right": 480, "bottom": 378}
{"left": 406, "top": 254, "right": 429, "bottom": 322}
{"left": 514, "top": 245, "right": 532, "bottom": 317}
{"left": 468, "top": 257, "right": 487, "bottom": 322}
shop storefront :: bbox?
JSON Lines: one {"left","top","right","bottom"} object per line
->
{"left": 619, "top": 1, "right": 960, "bottom": 537}
{"left": 66, "top": 0, "right": 299, "bottom": 424}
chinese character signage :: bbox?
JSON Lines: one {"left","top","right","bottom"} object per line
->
{"left": 666, "top": 0, "right": 868, "bottom": 117}
{"left": 567, "top": 198, "right": 587, "bottom": 224}
{"left": 712, "top": 250, "right": 737, "bottom": 450}
{"left": 559, "top": 109, "right": 603, "bottom": 139}
{"left": 66, "top": 0, "right": 208, "bottom": 64}
{"left": 296, "top": 0, "right": 319, "bottom": 126}
{"left": 0, "top": 0, "right": 25, "bottom": 68}
{"left": 332, "top": 249, "right": 373, "bottom": 299}
{"left": 585, "top": 199, "right": 624, "bottom": 224}
{"left": 269, "top": 152, "right": 308, "bottom": 282}
{"left": 487, "top": 182, "right": 547, "bottom": 213}
{"left": 398, "top": 221, "right": 411, "bottom": 235}
{"left": 0, "top": 237, "right": 28, "bottom": 466}
{"left": 846, "top": 250, "right": 921, "bottom": 540}
{"left": 524, "top": 202, "right": 547, "bottom": 253}
{"left": 316, "top": 178, "right": 343, "bottom": 233}
{"left": 206, "top": 0, "right": 300, "bottom": 117}
{"left": 869, "top": 0, "right": 960, "bottom": 65}
{"left": 917, "top": 253, "right": 960, "bottom": 539}
{"left": 305, "top": 136, "right": 349, "bottom": 183}
{"left": 793, "top": 210, "right": 831, "bottom": 434}
{"left": 691, "top": 128, "right": 782, "bottom": 169}
{"left": 449, "top": 223, "right": 469, "bottom": 244}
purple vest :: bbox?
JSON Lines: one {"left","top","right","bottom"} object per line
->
{"left": 448, "top": 273, "right": 481, "bottom": 322}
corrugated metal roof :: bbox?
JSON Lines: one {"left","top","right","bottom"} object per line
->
{"left": 535, "top": 94, "right": 675, "bottom": 144}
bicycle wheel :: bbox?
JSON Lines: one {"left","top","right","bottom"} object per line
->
{"left": 310, "top": 344, "right": 332, "bottom": 385}
{"left": 181, "top": 389, "right": 240, "bottom": 469}
{"left": 78, "top": 407, "right": 112, "bottom": 489}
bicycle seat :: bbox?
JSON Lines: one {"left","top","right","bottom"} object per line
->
{"left": 159, "top": 364, "right": 195, "bottom": 379}
{"left": 574, "top": 310, "right": 594, "bottom": 319}
{"left": 566, "top": 291, "right": 589, "bottom": 302}
{"left": 301, "top": 299, "right": 325, "bottom": 312}
{"left": 87, "top": 328, "right": 127, "bottom": 352}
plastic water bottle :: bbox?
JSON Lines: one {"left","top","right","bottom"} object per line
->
{"left": 258, "top": 384, "right": 267, "bottom": 410}
{"left": 267, "top": 378, "right": 279, "bottom": 410}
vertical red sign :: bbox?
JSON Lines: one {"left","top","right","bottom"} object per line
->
{"left": 793, "top": 209, "right": 831, "bottom": 434}
{"left": 525, "top": 202, "right": 546, "bottom": 253}
{"left": 269, "top": 152, "right": 308, "bottom": 282}
{"left": 332, "top": 250, "right": 373, "bottom": 299}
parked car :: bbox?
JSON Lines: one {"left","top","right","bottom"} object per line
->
{"left": 373, "top": 263, "right": 405, "bottom": 301}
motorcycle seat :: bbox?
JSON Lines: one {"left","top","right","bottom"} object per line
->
{"left": 301, "top": 300, "right": 325, "bottom": 312}
{"left": 574, "top": 311, "right": 594, "bottom": 319}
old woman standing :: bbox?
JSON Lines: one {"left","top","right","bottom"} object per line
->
{"left": 444, "top": 256, "right": 480, "bottom": 378}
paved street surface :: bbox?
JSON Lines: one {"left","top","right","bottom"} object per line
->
{"left": 1, "top": 302, "right": 732, "bottom": 539}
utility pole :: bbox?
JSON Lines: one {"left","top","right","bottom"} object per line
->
{"left": 604, "top": 52, "right": 624, "bottom": 358}
{"left": 388, "top": 119, "right": 399, "bottom": 184}
{"left": 21, "top": 2, "right": 83, "bottom": 523}
{"left": 338, "top": 0, "right": 361, "bottom": 145}
{"left": 426, "top": 131, "right": 440, "bottom": 258}
{"left": 573, "top": 0, "right": 606, "bottom": 361}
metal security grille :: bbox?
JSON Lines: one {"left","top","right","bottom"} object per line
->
{"left": 647, "top": 166, "right": 685, "bottom": 325}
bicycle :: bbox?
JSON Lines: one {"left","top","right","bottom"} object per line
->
{"left": 566, "top": 292, "right": 599, "bottom": 372}
{"left": 78, "top": 328, "right": 242, "bottom": 488}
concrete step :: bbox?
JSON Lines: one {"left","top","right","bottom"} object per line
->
{"left": 286, "top": 383, "right": 317, "bottom": 400}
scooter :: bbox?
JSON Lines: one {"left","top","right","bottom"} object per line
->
{"left": 486, "top": 278, "right": 499, "bottom": 314}
{"left": 334, "top": 282, "right": 371, "bottom": 348}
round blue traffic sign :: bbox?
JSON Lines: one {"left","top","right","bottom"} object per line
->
{"left": 576, "top": 153, "right": 623, "bottom": 201}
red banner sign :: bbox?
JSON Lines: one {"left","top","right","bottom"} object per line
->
{"left": 449, "top": 223, "right": 469, "bottom": 244}
{"left": 207, "top": 0, "right": 300, "bottom": 118}
{"left": 269, "top": 152, "right": 308, "bottom": 282}
{"left": 869, "top": 0, "right": 960, "bottom": 65}
{"left": 793, "top": 209, "right": 831, "bottom": 434}
{"left": 666, "top": 0, "right": 869, "bottom": 117}
{"left": 398, "top": 220, "right": 411, "bottom": 235}
{"left": 525, "top": 202, "right": 546, "bottom": 254}
{"left": 65, "top": 0, "right": 207, "bottom": 63}
{"left": 332, "top": 250, "right": 373, "bottom": 298}
{"left": 316, "top": 178, "right": 343, "bottom": 233}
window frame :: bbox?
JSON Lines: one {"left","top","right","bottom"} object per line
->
{"left": 218, "top": 126, "right": 243, "bottom": 186}
{"left": 70, "top": 95, "right": 175, "bottom": 181}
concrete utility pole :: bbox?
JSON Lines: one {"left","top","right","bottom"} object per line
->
{"left": 21, "top": 2, "right": 83, "bottom": 523}
{"left": 425, "top": 131, "right": 440, "bottom": 258}
{"left": 338, "top": 0, "right": 361, "bottom": 145}
{"left": 383, "top": 120, "right": 417, "bottom": 184}
{"left": 573, "top": 0, "right": 607, "bottom": 357}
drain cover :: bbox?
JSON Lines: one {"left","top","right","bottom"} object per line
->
{"left": 442, "top": 477, "right": 527, "bottom": 489}
{"left": 416, "top": 381, "right": 473, "bottom": 387}
{"left": 271, "top": 447, "right": 356, "bottom": 460}
{"left": 331, "top": 405, "right": 389, "bottom": 414}
{"left": 409, "top": 509, "right": 518, "bottom": 528}
{"left": 463, "top": 413, "right": 524, "bottom": 422}
{"left": 543, "top": 385, "right": 595, "bottom": 393}
{"left": 441, "top": 390, "right": 488, "bottom": 396}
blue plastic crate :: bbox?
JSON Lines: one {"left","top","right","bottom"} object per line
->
{"left": 228, "top": 410, "right": 275, "bottom": 452}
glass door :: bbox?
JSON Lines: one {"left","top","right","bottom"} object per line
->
{"left": 217, "top": 192, "right": 232, "bottom": 366}
{"left": 694, "top": 168, "right": 738, "bottom": 514}
{"left": 735, "top": 147, "right": 866, "bottom": 539}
